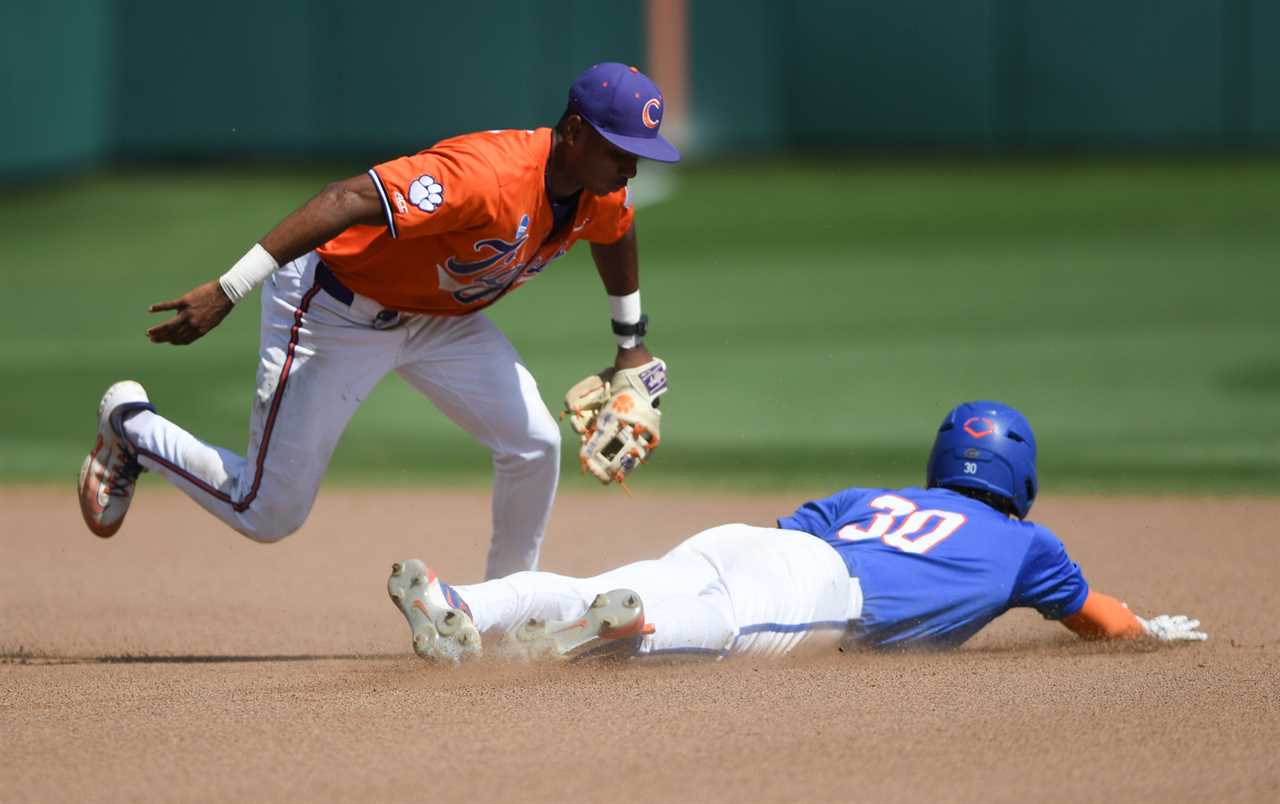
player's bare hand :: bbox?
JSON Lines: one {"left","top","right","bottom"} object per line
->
{"left": 146, "top": 280, "right": 235, "bottom": 345}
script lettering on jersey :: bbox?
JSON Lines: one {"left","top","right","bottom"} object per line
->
{"left": 436, "top": 227, "right": 572, "bottom": 305}
{"left": 513, "top": 244, "right": 570, "bottom": 286}
{"left": 837, "top": 494, "right": 968, "bottom": 555}
{"left": 443, "top": 236, "right": 527, "bottom": 277}
{"left": 436, "top": 215, "right": 531, "bottom": 304}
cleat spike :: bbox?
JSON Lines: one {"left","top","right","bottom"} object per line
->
{"left": 498, "top": 587, "right": 646, "bottom": 661}
{"left": 390, "top": 560, "right": 481, "bottom": 664}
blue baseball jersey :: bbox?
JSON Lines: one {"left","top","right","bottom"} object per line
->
{"left": 777, "top": 487, "right": 1089, "bottom": 649}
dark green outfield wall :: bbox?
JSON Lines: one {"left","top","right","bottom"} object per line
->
{"left": 692, "top": 0, "right": 1280, "bottom": 150}
{"left": 109, "top": 0, "right": 644, "bottom": 157}
{"left": 1, "top": 0, "right": 114, "bottom": 176}
{"left": 1, "top": 0, "right": 644, "bottom": 174}
{"left": 4, "top": 0, "right": 1278, "bottom": 175}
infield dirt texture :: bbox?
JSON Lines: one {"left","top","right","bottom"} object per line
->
{"left": 4, "top": 488, "right": 1279, "bottom": 803}
{"left": 3, "top": 159, "right": 1278, "bottom": 801}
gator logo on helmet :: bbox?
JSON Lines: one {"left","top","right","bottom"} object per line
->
{"left": 963, "top": 417, "right": 996, "bottom": 438}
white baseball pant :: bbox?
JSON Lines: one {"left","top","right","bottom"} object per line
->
{"left": 458, "top": 523, "right": 862, "bottom": 658}
{"left": 122, "top": 252, "right": 560, "bottom": 578}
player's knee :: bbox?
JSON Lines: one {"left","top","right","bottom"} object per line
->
{"left": 238, "top": 501, "right": 312, "bottom": 543}
{"left": 532, "top": 419, "right": 561, "bottom": 462}
{"left": 504, "top": 415, "right": 561, "bottom": 463}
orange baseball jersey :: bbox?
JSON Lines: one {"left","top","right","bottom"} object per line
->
{"left": 316, "top": 128, "right": 634, "bottom": 315}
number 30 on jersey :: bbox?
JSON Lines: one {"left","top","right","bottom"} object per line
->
{"left": 836, "top": 494, "right": 967, "bottom": 554}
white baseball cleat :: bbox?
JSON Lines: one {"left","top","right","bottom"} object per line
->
{"left": 500, "top": 588, "right": 653, "bottom": 662}
{"left": 387, "top": 559, "right": 482, "bottom": 664}
{"left": 78, "top": 381, "right": 155, "bottom": 538}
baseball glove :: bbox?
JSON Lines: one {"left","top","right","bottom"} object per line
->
{"left": 563, "top": 358, "right": 667, "bottom": 487}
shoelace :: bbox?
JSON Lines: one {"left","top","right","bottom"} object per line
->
{"left": 105, "top": 449, "right": 144, "bottom": 497}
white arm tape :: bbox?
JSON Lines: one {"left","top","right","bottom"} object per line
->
{"left": 609, "top": 291, "right": 642, "bottom": 348}
{"left": 218, "top": 243, "right": 279, "bottom": 304}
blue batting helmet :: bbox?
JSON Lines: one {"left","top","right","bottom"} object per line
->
{"left": 926, "top": 400, "right": 1038, "bottom": 518}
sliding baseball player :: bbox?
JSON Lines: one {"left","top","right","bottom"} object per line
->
{"left": 387, "top": 400, "right": 1206, "bottom": 663}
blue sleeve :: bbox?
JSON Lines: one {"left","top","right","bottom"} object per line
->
{"left": 777, "top": 488, "right": 866, "bottom": 535}
{"left": 1011, "top": 526, "right": 1090, "bottom": 620}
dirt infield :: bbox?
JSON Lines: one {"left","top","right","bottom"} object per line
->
{"left": 3, "top": 486, "right": 1277, "bottom": 803}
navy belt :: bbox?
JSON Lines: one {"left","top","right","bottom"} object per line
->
{"left": 315, "top": 260, "right": 355, "bottom": 305}
{"left": 315, "top": 259, "right": 402, "bottom": 330}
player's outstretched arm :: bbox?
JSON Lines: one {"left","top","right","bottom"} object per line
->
{"left": 570, "top": 223, "right": 668, "bottom": 486}
{"left": 589, "top": 225, "right": 654, "bottom": 371}
{"left": 1061, "top": 590, "right": 1207, "bottom": 642}
{"left": 146, "top": 173, "right": 385, "bottom": 345}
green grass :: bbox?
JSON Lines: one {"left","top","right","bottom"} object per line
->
{"left": 3, "top": 158, "right": 1278, "bottom": 492}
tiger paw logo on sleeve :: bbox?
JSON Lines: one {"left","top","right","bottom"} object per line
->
{"left": 408, "top": 175, "right": 444, "bottom": 213}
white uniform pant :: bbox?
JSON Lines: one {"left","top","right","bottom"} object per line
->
{"left": 458, "top": 524, "right": 862, "bottom": 658}
{"left": 122, "top": 252, "right": 560, "bottom": 578}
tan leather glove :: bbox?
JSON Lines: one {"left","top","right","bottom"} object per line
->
{"left": 564, "top": 358, "right": 667, "bottom": 486}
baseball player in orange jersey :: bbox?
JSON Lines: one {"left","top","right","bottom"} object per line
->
{"left": 78, "top": 63, "right": 677, "bottom": 579}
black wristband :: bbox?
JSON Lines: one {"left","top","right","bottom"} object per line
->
{"left": 610, "top": 313, "right": 648, "bottom": 337}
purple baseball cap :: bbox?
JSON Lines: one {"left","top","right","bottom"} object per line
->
{"left": 568, "top": 63, "right": 681, "bottom": 163}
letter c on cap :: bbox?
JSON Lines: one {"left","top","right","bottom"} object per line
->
{"left": 641, "top": 98, "right": 661, "bottom": 129}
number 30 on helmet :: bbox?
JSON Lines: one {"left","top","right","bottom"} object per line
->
{"left": 926, "top": 400, "right": 1038, "bottom": 519}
